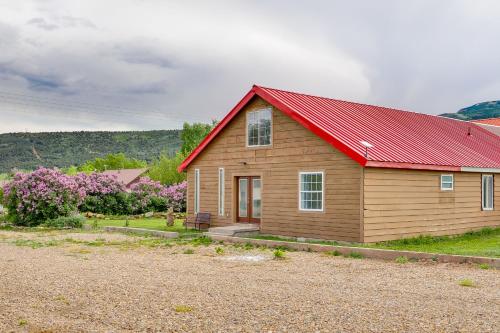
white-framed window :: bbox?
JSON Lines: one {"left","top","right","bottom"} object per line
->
{"left": 440, "top": 174, "right": 454, "bottom": 191}
{"left": 299, "top": 171, "right": 324, "bottom": 211}
{"left": 247, "top": 108, "right": 272, "bottom": 147}
{"left": 218, "top": 168, "right": 224, "bottom": 216}
{"left": 194, "top": 169, "right": 200, "bottom": 214}
{"left": 482, "top": 174, "right": 494, "bottom": 211}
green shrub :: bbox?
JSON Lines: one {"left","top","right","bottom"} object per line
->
{"left": 395, "top": 256, "right": 409, "bottom": 264}
{"left": 325, "top": 250, "right": 341, "bottom": 256}
{"left": 478, "top": 263, "right": 490, "bottom": 270}
{"left": 80, "top": 192, "right": 132, "bottom": 215}
{"left": 43, "top": 215, "right": 86, "bottom": 229}
{"left": 273, "top": 249, "right": 286, "bottom": 259}
{"left": 183, "top": 248, "right": 194, "bottom": 254}
{"left": 215, "top": 247, "right": 224, "bottom": 255}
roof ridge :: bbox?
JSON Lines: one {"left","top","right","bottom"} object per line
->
{"left": 254, "top": 84, "right": 460, "bottom": 122}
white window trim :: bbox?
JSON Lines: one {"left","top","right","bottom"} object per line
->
{"left": 482, "top": 174, "right": 494, "bottom": 211}
{"left": 194, "top": 169, "right": 200, "bottom": 214}
{"left": 246, "top": 107, "right": 273, "bottom": 148}
{"left": 218, "top": 168, "right": 224, "bottom": 216}
{"left": 440, "top": 174, "right": 454, "bottom": 191}
{"left": 298, "top": 171, "right": 324, "bottom": 212}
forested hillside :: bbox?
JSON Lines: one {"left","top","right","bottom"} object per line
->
{"left": 440, "top": 101, "right": 500, "bottom": 120}
{"left": 0, "top": 130, "right": 181, "bottom": 173}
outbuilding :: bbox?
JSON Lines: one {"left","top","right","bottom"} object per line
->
{"left": 179, "top": 85, "right": 500, "bottom": 242}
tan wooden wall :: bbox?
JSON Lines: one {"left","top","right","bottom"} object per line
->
{"left": 186, "top": 97, "right": 363, "bottom": 242}
{"left": 363, "top": 168, "right": 500, "bottom": 242}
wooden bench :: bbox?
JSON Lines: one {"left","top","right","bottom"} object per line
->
{"left": 184, "top": 212, "right": 211, "bottom": 231}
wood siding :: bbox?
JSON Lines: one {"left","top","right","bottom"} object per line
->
{"left": 186, "top": 97, "right": 363, "bottom": 242}
{"left": 363, "top": 168, "right": 500, "bottom": 242}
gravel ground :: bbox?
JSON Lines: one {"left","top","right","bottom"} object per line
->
{"left": 0, "top": 230, "right": 498, "bottom": 333}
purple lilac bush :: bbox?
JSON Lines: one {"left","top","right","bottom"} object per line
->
{"left": 162, "top": 181, "right": 187, "bottom": 212}
{"left": 1, "top": 169, "right": 187, "bottom": 224}
{"left": 74, "top": 172, "right": 125, "bottom": 195}
{"left": 129, "top": 178, "right": 187, "bottom": 213}
{"left": 75, "top": 173, "right": 129, "bottom": 215}
{"left": 2, "top": 168, "right": 85, "bottom": 226}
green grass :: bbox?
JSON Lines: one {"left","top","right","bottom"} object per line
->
{"left": 174, "top": 305, "right": 193, "bottom": 313}
{"left": 87, "top": 218, "right": 200, "bottom": 234}
{"left": 368, "top": 228, "right": 500, "bottom": 258}
{"left": 249, "top": 234, "right": 340, "bottom": 246}
{"left": 346, "top": 252, "right": 364, "bottom": 259}
{"left": 246, "top": 228, "right": 500, "bottom": 258}
{"left": 458, "top": 278, "right": 475, "bottom": 287}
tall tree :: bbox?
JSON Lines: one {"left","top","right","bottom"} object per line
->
{"left": 179, "top": 121, "right": 217, "bottom": 156}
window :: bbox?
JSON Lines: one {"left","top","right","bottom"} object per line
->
{"left": 299, "top": 172, "right": 324, "bottom": 211}
{"left": 247, "top": 108, "right": 272, "bottom": 147}
{"left": 194, "top": 169, "right": 200, "bottom": 214}
{"left": 218, "top": 168, "right": 224, "bottom": 216}
{"left": 482, "top": 175, "right": 494, "bottom": 211}
{"left": 441, "top": 174, "right": 454, "bottom": 191}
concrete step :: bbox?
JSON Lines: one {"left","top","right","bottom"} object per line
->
{"left": 207, "top": 223, "right": 260, "bottom": 237}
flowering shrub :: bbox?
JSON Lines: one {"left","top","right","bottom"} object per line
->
{"left": 75, "top": 173, "right": 129, "bottom": 215}
{"left": 74, "top": 173, "right": 125, "bottom": 195}
{"left": 163, "top": 181, "right": 187, "bottom": 212}
{"left": 1, "top": 169, "right": 187, "bottom": 224}
{"left": 129, "top": 177, "right": 168, "bottom": 214}
{"left": 2, "top": 168, "right": 84, "bottom": 226}
{"left": 129, "top": 179, "right": 187, "bottom": 214}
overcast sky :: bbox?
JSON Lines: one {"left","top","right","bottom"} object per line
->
{"left": 1, "top": 0, "right": 499, "bottom": 133}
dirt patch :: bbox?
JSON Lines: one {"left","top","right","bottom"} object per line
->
{"left": 0, "top": 230, "right": 498, "bottom": 332}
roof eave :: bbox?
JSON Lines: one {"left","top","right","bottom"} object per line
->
{"left": 178, "top": 89, "right": 257, "bottom": 172}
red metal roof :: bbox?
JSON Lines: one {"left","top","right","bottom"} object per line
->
{"left": 473, "top": 118, "right": 500, "bottom": 126}
{"left": 179, "top": 85, "right": 500, "bottom": 172}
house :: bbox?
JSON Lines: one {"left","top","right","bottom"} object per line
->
{"left": 179, "top": 85, "right": 500, "bottom": 243}
{"left": 101, "top": 168, "right": 148, "bottom": 190}
{"left": 472, "top": 118, "right": 500, "bottom": 136}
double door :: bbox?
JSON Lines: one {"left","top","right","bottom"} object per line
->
{"left": 237, "top": 176, "right": 261, "bottom": 223}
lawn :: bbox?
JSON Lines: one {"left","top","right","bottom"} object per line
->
{"left": 86, "top": 218, "right": 200, "bottom": 234}
{"left": 368, "top": 227, "right": 500, "bottom": 258}
{"left": 248, "top": 227, "right": 500, "bottom": 258}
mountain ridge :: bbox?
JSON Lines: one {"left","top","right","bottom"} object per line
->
{"left": 0, "top": 130, "right": 181, "bottom": 173}
{"left": 440, "top": 100, "right": 500, "bottom": 120}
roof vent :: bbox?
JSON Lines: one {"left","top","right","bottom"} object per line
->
{"left": 360, "top": 141, "right": 373, "bottom": 158}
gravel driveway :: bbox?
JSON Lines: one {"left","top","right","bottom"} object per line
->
{"left": 0, "top": 230, "right": 498, "bottom": 332}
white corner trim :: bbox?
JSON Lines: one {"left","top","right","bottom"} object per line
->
{"left": 461, "top": 167, "right": 500, "bottom": 173}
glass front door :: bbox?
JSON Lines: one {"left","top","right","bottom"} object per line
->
{"left": 237, "top": 176, "right": 261, "bottom": 223}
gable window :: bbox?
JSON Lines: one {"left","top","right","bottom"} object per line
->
{"left": 194, "top": 169, "right": 200, "bottom": 214}
{"left": 247, "top": 108, "right": 272, "bottom": 147}
{"left": 299, "top": 172, "right": 324, "bottom": 211}
{"left": 482, "top": 175, "right": 494, "bottom": 211}
{"left": 218, "top": 168, "right": 224, "bottom": 216}
{"left": 440, "top": 174, "right": 454, "bottom": 191}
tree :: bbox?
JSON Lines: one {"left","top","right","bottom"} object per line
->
{"left": 149, "top": 121, "right": 217, "bottom": 185}
{"left": 148, "top": 152, "right": 187, "bottom": 185}
{"left": 78, "top": 153, "right": 147, "bottom": 172}
{"left": 179, "top": 121, "right": 217, "bottom": 156}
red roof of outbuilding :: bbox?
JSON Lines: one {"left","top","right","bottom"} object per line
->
{"left": 179, "top": 85, "right": 500, "bottom": 172}
{"left": 473, "top": 118, "right": 500, "bottom": 126}
{"left": 101, "top": 168, "right": 148, "bottom": 187}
